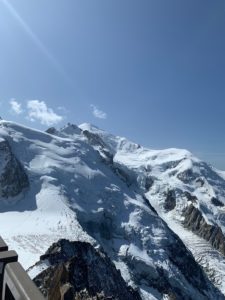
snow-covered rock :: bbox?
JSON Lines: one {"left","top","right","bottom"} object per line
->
{"left": 32, "top": 239, "right": 141, "bottom": 300}
{"left": 0, "top": 137, "right": 29, "bottom": 199}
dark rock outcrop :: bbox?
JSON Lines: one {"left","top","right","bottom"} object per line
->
{"left": 82, "top": 130, "right": 115, "bottom": 167}
{"left": 160, "top": 159, "right": 183, "bottom": 171}
{"left": 145, "top": 176, "right": 154, "bottom": 191}
{"left": 82, "top": 209, "right": 115, "bottom": 241}
{"left": 195, "top": 178, "right": 205, "bottom": 187}
{"left": 183, "top": 191, "right": 197, "bottom": 203}
{"left": 143, "top": 195, "right": 158, "bottom": 215}
{"left": 163, "top": 190, "right": 176, "bottom": 211}
{"left": 177, "top": 169, "right": 199, "bottom": 183}
{"left": 33, "top": 239, "right": 141, "bottom": 300}
{"left": 46, "top": 127, "right": 57, "bottom": 135}
{"left": 82, "top": 130, "right": 108, "bottom": 150}
{"left": 113, "top": 164, "right": 136, "bottom": 187}
{"left": 183, "top": 204, "right": 225, "bottom": 256}
{"left": 0, "top": 139, "right": 29, "bottom": 198}
{"left": 211, "top": 197, "right": 224, "bottom": 207}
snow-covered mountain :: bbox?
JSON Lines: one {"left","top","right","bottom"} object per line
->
{"left": 80, "top": 123, "right": 225, "bottom": 292}
{"left": 0, "top": 120, "right": 225, "bottom": 299}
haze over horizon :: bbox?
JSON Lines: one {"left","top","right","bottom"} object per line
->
{"left": 0, "top": 0, "right": 225, "bottom": 169}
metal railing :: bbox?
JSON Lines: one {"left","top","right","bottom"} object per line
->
{"left": 0, "top": 236, "right": 45, "bottom": 300}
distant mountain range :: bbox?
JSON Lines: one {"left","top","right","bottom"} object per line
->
{"left": 1, "top": 119, "right": 225, "bottom": 299}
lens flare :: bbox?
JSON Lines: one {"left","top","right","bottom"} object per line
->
{"left": 1, "top": 0, "right": 73, "bottom": 86}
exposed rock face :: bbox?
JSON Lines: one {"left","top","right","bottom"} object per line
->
{"left": 33, "top": 239, "right": 141, "bottom": 300}
{"left": 113, "top": 164, "right": 136, "bottom": 187}
{"left": 82, "top": 130, "right": 109, "bottom": 150}
{"left": 195, "top": 177, "right": 205, "bottom": 187}
{"left": 183, "top": 204, "right": 225, "bottom": 256}
{"left": 177, "top": 169, "right": 198, "bottom": 183}
{"left": 145, "top": 176, "right": 154, "bottom": 191}
{"left": 0, "top": 138, "right": 29, "bottom": 198}
{"left": 163, "top": 190, "right": 176, "bottom": 211}
{"left": 211, "top": 197, "right": 224, "bottom": 207}
{"left": 161, "top": 159, "right": 183, "bottom": 171}
{"left": 82, "top": 129, "right": 139, "bottom": 188}
{"left": 46, "top": 127, "right": 57, "bottom": 135}
{"left": 183, "top": 191, "right": 197, "bottom": 203}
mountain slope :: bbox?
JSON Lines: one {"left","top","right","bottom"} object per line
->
{"left": 79, "top": 123, "right": 225, "bottom": 295}
{"left": 0, "top": 120, "right": 224, "bottom": 299}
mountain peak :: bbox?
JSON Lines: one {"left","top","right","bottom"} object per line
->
{"left": 79, "top": 122, "right": 103, "bottom": 133}
{"left": 60, "top": 123, "right": 81, "bottom": 135}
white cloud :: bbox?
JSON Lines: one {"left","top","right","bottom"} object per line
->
{"left": 27, "top": 100, "right": 63, "bottom": 126}
{"left": 10, "top": 99, "right": 23, "bottom": 114}
{"left": 90, "top": 105, "right": 107, "bottom": 119}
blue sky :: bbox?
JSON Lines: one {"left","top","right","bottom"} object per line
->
{"left": 0, "top": 1, "right": 225, "bottom": 169}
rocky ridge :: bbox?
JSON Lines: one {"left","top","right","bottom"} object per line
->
{"left": 183, "top": 204, "right": 225, "bottom": 256}
{"left": 0, "top": 137, "right": 29, "bottom": 199}
{"left": 33, "top": 239, "right": 141, "bottom": 300}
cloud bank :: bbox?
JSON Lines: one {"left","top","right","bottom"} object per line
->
{"left": 90, "top": 105, "right": 107, "bottom": 119}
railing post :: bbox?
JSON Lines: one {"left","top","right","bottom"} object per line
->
{"left": 0, "top": 236, "right": 45, "bottom": 300}
{"left": 2, "top": 262, "right": 45, "bottom": 300}
{"left": 0, "top": 250, "right": 18, "bottom": 299}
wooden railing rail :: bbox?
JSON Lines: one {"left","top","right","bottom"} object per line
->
{"left": 0, "top": 236, "right": 44, "bottom": 300}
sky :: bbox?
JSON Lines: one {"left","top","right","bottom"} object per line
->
{"left": 0, "top": 0, "right": 225, "bottom": 169}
